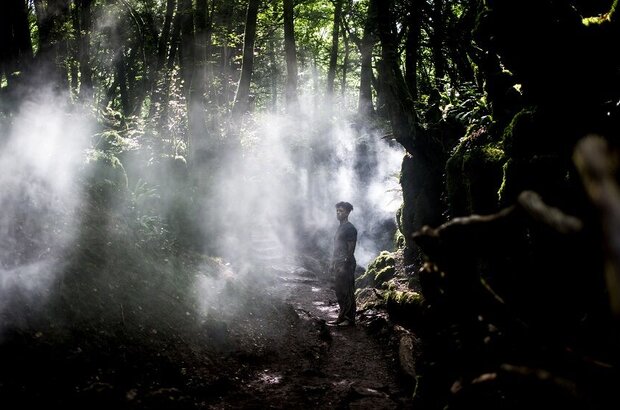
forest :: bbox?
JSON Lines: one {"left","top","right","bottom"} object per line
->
{"left": 1, "top": 0, "right": 619, "bottom": 408}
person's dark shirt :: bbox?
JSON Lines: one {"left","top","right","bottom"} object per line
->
{"left": 333, "top": 221, "right": 357, "bottom": 264}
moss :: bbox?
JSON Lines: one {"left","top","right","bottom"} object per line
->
{"left": 498, "top": 158, "right": 513, "bottom": 204}
{"left": 385, "top": 290, "right": 423, "bottom": 307}
{"left": 445, "top": 128, "right": 506, "bottom": 217}
{"left": 356, "top": 251, "right": 396, "bottom": 289}
{"left": 582, "top": 0, "right": 617, "bottom": 25}
{"left": 384, "top": 289, "right": 426, "bottom": 326}
{"left": 394, "top": 228, "right": 406, "bottom": 250}
{"left": 502, "top": 107, "right": 537, "bottom": 157}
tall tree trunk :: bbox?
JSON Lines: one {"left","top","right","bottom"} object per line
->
{"left": 446, "top": 4, "right": 476, "bottom": 87}
{"left": 179, "top": 0, "right": 195, "bottom": 100}
{"left": 1, "top": 0, "right": 34, "bottom": 91}
{"left": 179, "top": 0, "right": 206, "bottom": 161}
{"left": 267, "top": 0, "right": 279, "bottom": 111}
{"left": 340, "top": 26, "right": 350, "bottom": 99}
{"left": 195, "top": 0, "right": 209, "bottom": 99}
{"left": 405, "top": 0, "right": 421, "bottom": 99}
{"left": 357, "top": 0, "right": 376, "bottom": 117}
{"left": 327, "top": 0, "right": 343, "bottom": 97}
{"left": 430, "top": 0, "right": 446, "bottom": 87}
{"left": 374, "top": 0, "right": 416, "bottom": 153}
{"left": 69, "top": 5, "right": 79, "bottom": 95}
{"left": 373, "top": 0, "right": 444, "bottom": 266}
{"left": 33, "top": 0, "right": 71, "bottom": 88}
{"left": 77, "top": 0, "right": 93, "bottom": 99}
{"left": 155, "top": 0, "right": 183, "bottom": 127}
{"left": 283, "top": 0, "right": 298, "bottom": 109}
{"left": 189, "top": 0, "right": 211, "bottom": 162}
{"left": 233, "top": 0, "right": 261, "bottom": 116}
{"left": 148, "top": 0, "right": 176, "bottom": 118}
{"left": 117, "top": 49, "right": 130, "bottom": 116}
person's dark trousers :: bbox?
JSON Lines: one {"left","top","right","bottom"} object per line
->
{"left": 334, "top": 259, "right": 356, "bottom": 322}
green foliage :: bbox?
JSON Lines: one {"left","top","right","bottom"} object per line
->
{"left": 440, "top": 82, "right": 492, "bottom": 130}
{"left": 129, "top": 178, "right": 169, "bottom": 251}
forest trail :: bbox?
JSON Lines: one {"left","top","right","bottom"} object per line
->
{"left": 207, "top": 260, "right": 414, "bottom": 409}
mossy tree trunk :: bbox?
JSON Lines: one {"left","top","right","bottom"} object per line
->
{"left": 373, "top": 0, "right": 446, "bottom": 265}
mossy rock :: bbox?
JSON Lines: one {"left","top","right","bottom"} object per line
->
{"left": 502, "top": 107, "right": 538, "bottom": 157}
{"left": 384, "top": 289, "right": 424, "bottom": 307}
{"left": 446, "top": 128, "right": 506, "bottom": 217}
{"left": 357, "top": 251, "right": 396, "bottom": 289}
{"left": 355, "top": 287, "right": 385, "bottom": 311}
{"left": 384, "top": 289, "right": 426, "bottom": 326}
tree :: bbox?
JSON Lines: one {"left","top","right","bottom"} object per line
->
{"left": 1, "top": 0, "right": 34, "bottom": 96}
{"left": 405, "top": 0, "right": 422, "bottom": 99}
{"left": 357, "top": 0, "right": 376, "bottom": 117}
{"left": 76, "top": 0, "right": 94, "bottom": 99}
{"left": 326, "top": 0, "right": 343, "bottom": 97}
{"left": 283, "top": 0, "right": 298, "bottom": 109}
{"left": 233, "top": 0, "right": 261, "bottom": 115}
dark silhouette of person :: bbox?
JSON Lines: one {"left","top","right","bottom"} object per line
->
{"left": 328, "top": 201, "right": 357, "bottom": 326}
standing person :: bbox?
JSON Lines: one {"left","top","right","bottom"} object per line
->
{"left": 329, "top": 201, "right": 358, "bottom": 326}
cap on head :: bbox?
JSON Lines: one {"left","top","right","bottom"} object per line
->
{"left": 335, "top": 201, "right": 353, "bottom": 212}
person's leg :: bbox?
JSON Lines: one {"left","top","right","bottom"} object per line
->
{"left": 332, "top": 264, "right": 348, "bottom": 323}
{"left": 341, "top": 268, "right": 356, "bottom": 324}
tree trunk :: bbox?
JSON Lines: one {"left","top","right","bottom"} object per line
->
{"left": 373, "top": 0, "right": 416, "bottom": 153}
{"left": 33, "top": 0, "right": 71, "bottom": 87}
{"left": 327, "top": 0, "right": 343, "bottom": 97}
{"left": 405, "top": 0, "right": 421, "bottom": 99}
{"left": 373, "top": 0, "right": 445, "bottom": 266}
{"left": 148, "top": 0, "right": 176, "bottom": 119}
{"left": 179, "top": 0, "right": 195, "bottom": 100}
{"left": 357, "top": 0, "right": 376, "bottom": 117}
{"left": 283, "top": 0, "right": 298, "bottom": 109}
{"left": 77, "top": 0, "right": 93, "bottom": 99}
{"left": 267, "top": 0, "right": 279, "bottom": 111}
{"left": 340, "top": 27, "right": 350, "bottom": 99}
{"left": 1, "top": 0, "right": 34, "bottom": 91}
{"left": 117, "top": 49, "right": 130, "bottom": 116}
{"left": 446, "top": 4, "right": 476, "bottom": 87}
{"left": 430, "top": 0, "right": 446, "bottom": 87}
{"left": 233, "top": 0, "right": 261, "bottom": 116}
{"left": 155, "top": 0, "right": 183, "bottom": 126}
{"left": 195, "top": 0, "right": 209, "bottom": 100}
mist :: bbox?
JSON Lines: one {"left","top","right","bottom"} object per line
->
{"left": 208, "top": 93, "right": 403, "bottom": 279}
{"left": 0, "top": 90, "right": 92, "bottom": 320}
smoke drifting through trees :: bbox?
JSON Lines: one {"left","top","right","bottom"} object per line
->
{"left": 0, "top": 0, "right": 406, "bottom": 339}
{"left": 209, "top": 96, "right": 402, "bottom": 279}
{"left": 0, "top": 90, "right": 92, "bottom": 323}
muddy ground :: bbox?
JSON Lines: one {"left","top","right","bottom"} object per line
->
{"left": 0, "top": 260, "right": 414, "bottom": 409}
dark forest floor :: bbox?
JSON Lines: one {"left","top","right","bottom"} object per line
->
{"left": 0, "top": 260, "right": 414, "bottom": 409}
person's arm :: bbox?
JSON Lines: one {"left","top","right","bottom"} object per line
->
{"left": 344, "top": 240, "right": 356, "bottom": 263}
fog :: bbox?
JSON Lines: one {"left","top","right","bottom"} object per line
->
{"left": 0, "top": 88, "right": 403, "bottom": 330}
{"left": 0, "top": 90, "right": 93, "bottom": 319}
{"left": 210, "top": 93, "right": 403, "bottom": 275}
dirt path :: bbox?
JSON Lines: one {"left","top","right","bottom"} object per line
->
{"left": 0, "top": 257, "right": 414, "bottom": 409}
{"left": 208, "top": 263, "right": 414, "bottom": 409}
